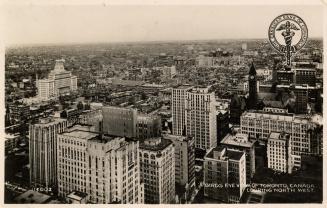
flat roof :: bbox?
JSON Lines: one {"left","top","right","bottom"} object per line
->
{"left": 14, "top": 190, "right": 51, "bottom": 204}
{"left": 221, "top": 133, "right": 255, "bottom": 148}
{"left": 206, "top": 147, "right": 244, "bottom": 161}
{"left": 173, "top": 85, "right": 193, "bottom": 90}
{"left": 67, "top": 191, "right": 88, "bottom": 200}
{"left": 60, "top": 129, "right": 98, "bottom": 140}
{"left": 269, "top": 132, "right": 281, "bottom": 140}
{"left": 140, "top": 137, "right": 172, "bottom": 151}
{"left": 241, "top": 111, "right": 310, "bottom": 124}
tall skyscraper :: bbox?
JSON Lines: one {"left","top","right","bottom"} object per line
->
{"left": 102, "top": 106, "right": 137, "bottom": 138}
{"left": 172, "top": 85, "right": 193, "bottom": 135}
{"left": 163, "top": 134, "right": 195, "bottom": 189}
{"left": 248, "top": 63, "right": 257, "bottom": 109}
{"left": 204, "top": 147, "right": 246, "bottom": 203}
{"left": 86, "top": 135, "right": 142, "bottom": 204}
{"left": 29, "top": 117, "right": 68, "bottom": 190}
{"left": 185, "top": 87, "right": 217, "bottom": 150}
{"left": 57, "top": 125, "right": 98, "bottom": 197}
{"left": 139, "top": 137, "right": 175, "bottom": 204}
{"left": 57, "top": 125, "right": 144, "bottom": 204}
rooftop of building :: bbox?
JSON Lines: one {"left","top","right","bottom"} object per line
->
{"left": 59, "top": 127, "right": 98, "bottom": 140}
{"left": 242, "top": 110, "right": 312, "bottom": 124}
{"left": 221, "top": 133, "right": 255, "bottom": 148}
{"left": 276, "top": 84, "right": 316, "bottom": 90}
{"left": 34, "top": 117, "right": 67, "bottom": 126}
{"left": 67, "top": 191, "right": 88, "bottom": 201}
{"left": 173, "top": 85, "right": 193, "bottom": 90}
{"left": 140, "top": 137, "right": 172, "bottom": 151}
{"left": 163, "top": 134, "right": 193, "bottom": 142}
{"left": 268, "top": 132, "right": 290, "bottom": 141}
{"left": 295, "top": 68, "right": 316, "bottom": 71}
{"left": 14, "top": 190, "right": 51, "bottom": 204}
{"left": 205, "top": 146, "right": 244, "bottom": 161}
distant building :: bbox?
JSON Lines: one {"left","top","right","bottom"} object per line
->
{"left": 277, "top": 70, "right": 294, "bottom": 85}
{"left": 248, "top": 63, "right": 258, "bottom": 109}
{"left": 136, "top": 114, "right": 162, "bottom": 140}
{"left": 221, "top": 133, "right": 256, "bottom": 183}
{"left": 294, "top": 68, "right": 316, "bottom": 87}
{"left": 163, "top": 134, "right": 195, "bottom": 188}
{"left": 37, "top": 60, "right": 77, "bottom": 99}
{"left": 29, "top": 117, "right": 68, "bottom": 190}
{"left": 140, "top": 137, "right": 175, "bottom": 204}
{"left": 204, "top": 147, "right": 246, "bottom": 203}
{"left": 38, "top": 79, "right": 55, "bottom": 100}
{"left": 196, "top": 55, "right": 213, "bottom": 67}
{"left": 241, "top": 43, "right": 247, "bottom": 50}
{"left": 102, "top": 106, "right": 137, "bottom": 138}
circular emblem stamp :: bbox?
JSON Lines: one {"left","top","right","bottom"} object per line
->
{"left": 268, "top": 13, "right": 308, "bottom": 66}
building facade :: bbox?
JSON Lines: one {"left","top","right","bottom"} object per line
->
{"left": 185, "top": 87, "right": 217, "bottom": 150}
{"left": 136, "top": 114, "right": 162, "bottom": 140}
{"left": 37, "top": 59, "right": 77, "bottom": 99}
{"left": 57, "top": 125, "right": 98, "bottom": 197}
{"left": 267, "top": 132, "right": 300, "bottom": 173}
{"left": 57, "top": 125, "right": 144, "bottom": 204}
{"left": 139, "top": 137, "right": 175, "bottom": 204}
{"left": 240, "top": 108, "right": 322, "bottom": 156}
{"left": 220, "top": 133, "right": 255, "bottom": 183}
{"left": 102, "top": 106, "right": 137, "bottom": 138}
{"left": 163, "top": 134, "right": 195, "bottom": 188}
{"left": 204, "top": 147, "right": 246, "bottom": 203}
{"left": 29, "top": 117, "right": 68, "bottom": 190}
{"left": 172, "top": 85, "right": 193, "bottom": 135}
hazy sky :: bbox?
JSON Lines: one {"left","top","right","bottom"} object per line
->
{"left": 3, "top": 5, "right": 323, "bottom": 45}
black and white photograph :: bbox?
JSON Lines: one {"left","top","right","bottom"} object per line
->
{"left": 2, "top": 0, "right": 325, "bottom": 205}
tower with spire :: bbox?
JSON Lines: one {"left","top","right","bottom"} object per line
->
{"left": 248, "top": 62, "right": 257, "bottom": 109}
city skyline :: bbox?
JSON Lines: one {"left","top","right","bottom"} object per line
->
{"left": 4, "top": 5, "right": 323, "bottom": 46}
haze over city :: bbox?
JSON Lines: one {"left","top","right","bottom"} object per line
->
{"left": 4, "top": 5, "right": 323, "bottom": 46}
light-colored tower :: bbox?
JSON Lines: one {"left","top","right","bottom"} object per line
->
{"left": 86, "top": 136, "right": 143, "bottom": 204}
{"left": 171, "top": 85, "right": 193, "bottom": 135}
{"left": 185, "top": 87, "right": 217, "bottom": 150}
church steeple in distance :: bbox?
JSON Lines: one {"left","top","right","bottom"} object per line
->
{"left": 248, "top": 62, "right": 257, "bottom": 109}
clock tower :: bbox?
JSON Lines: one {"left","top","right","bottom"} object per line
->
{"left": 248, "top": 62, "right": 257, "bottom": 109}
